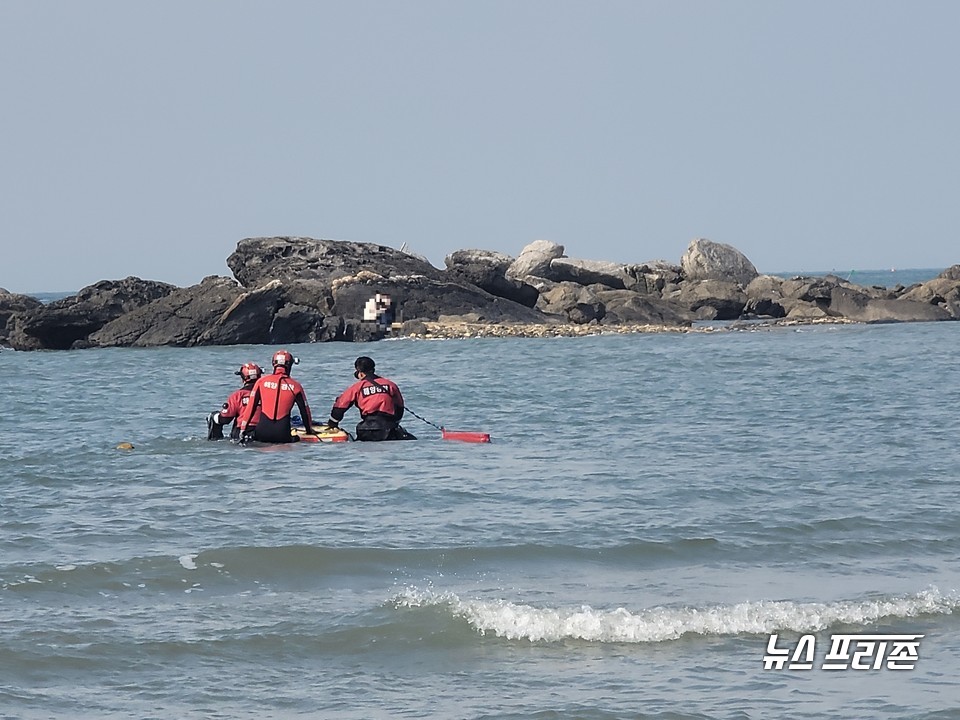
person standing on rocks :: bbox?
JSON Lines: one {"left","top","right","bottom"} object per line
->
{"left": 239, "top": 349, "right": 315, "bottom": 443}
{"left": 326, "top": 356, "right": 415, "bottom": 441}
{"left": 207, "top": 362, "right": 262, "bottom": 440}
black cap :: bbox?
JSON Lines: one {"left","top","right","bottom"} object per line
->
{"left": 354, "top": 356, "right": 375, "bottom": 374}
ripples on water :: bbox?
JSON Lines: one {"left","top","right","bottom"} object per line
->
{"left": 2, "top": 323, "right": 960, "bottom": 719}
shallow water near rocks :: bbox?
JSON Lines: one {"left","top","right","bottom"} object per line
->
{"left": 3, "top": 322, "right": 959, "bottom": 719}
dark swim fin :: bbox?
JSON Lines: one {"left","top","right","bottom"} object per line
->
{"left": 206, "top": 412, "right": 224, "bottom": 441}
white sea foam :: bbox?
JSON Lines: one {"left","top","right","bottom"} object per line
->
{"left": 178, "top": 554, "right": 198, "bottom": 570}
{"left": 392, "top": 586, "right": 958, "bottom": 643}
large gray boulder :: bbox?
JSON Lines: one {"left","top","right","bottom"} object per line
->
{"left": 786, "top": 302, "right": 833, "bottom": 320}
{"left": 7, "top": 277, "right": 177, "bottom": 350}
{"left": 546, "top": 258, "right": 632, "bottom": 290}
{"left": 681, "top": 238, "right": 759, "bottom": 286}
{"left": 535, "top": 282, "right": 605, "bottom": 324}
{"left": 444, "top": 249, "right": 539, "bottom": 307}
{"left": 674, "top": 279, "right": 748, "bottom": 320}
{"left": 198, "top": 279, "right": 293, "bottom": 345}
{"left": 227, "top": 236, "right": 446, "bottom": 287}
{"left": 593, "top": 289, "right": 692, "bottom": 326}
{"left": 506, "top": 240, "right": 565, "bottom": 280}
{"left": 828, "top": 286, "right": 953, "bottom": 323}
{"left": 199, "top": 278, "right": 343, "bottom": 344}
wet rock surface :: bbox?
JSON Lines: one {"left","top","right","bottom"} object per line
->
{"left": 4, "top": 237, "right": 958, "bottom": 350}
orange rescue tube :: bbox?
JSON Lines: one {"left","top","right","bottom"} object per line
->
{"left": 441, "top": 428, "right": 491, "bottom": 443}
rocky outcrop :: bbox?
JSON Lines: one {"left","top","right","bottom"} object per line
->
{"left": 546, "top": 258, "right": 632, "bottom": 290}
{"left": 194, "top": 278, "right": 344, "bottom": 346}
{"left": 90, "top": 276, "right": 373, "bottom": 347}
{"left": 897, "top": 268, "right": 960, "bottom": 318}
{"left": 7, "top": 277, "right": 176, "bottom": 350}
{"left": 535, "top": 282, "right": 606, "bottom": 325}
{"left": 506, "top": 240, "right": 565, "bottom": 280}
{"left": 593, "top": 289, "right": 693, "bottom": 326}
{"left": 681, "top": 238, "right": 759, "bottom": 286}
{"left": 745, "top": 274, "right": 844, "bottom": 319}
{"left": 744, "top": 275, "right": 788, "bottom": 318}
{"left": 227, "top": 236, "right": 447, "bottom": 287}
{"left": 88, "top": 276, "right": 244, "bottom": 347}
{"left": 938, "top": 264, "right": 960, "bottom": 282}
{"left": 673, "top": 279, "right": 747, "bottom": 320}
{"left": 328, "top": 272, "right": 549, "bottom": 326}
{"left": 623, "top": 261, "right": 684, "bottom": 295}
{"left": 444, "top": 249, "right": 539, "bottom": 307}
{"left": 5, "top": 236, "right": 959, "bottom": 350}
{"left": 828, "top": 286, "right": 952, "bottom": 323}
{"left": 0, "top": 289, "right": 43, "bottom": 345}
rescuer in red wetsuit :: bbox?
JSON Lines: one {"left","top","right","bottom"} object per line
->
{"left": 207, "top": 362, "right": 263, "bottom": 440}
{"left": 326, "top": 356, "right": 415, "bottom": 441}
{"left": 239, "top": 349, "right": 315, "bottom": 443}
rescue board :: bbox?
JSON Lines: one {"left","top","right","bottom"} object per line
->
{"left": 292, "top": 425, "right": 352, "bottom": 443}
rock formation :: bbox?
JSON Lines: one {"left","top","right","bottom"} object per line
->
{"left": 2, "top": 239, "right": 958, "bottom": 350}
{"left": 7, "top": 277, "right": 176, "bottom": 350}
{"left": 226, "top": 236, "right": 448, "bottom": 287}
{"left": 88, "top": 276, "right": 245, "bottom": 347}
{"left": 506, "top": 240, "right": 565, "bottom": 280}
{"left": 680, "top": 238, "right": 759, "bottom": 285}
{"left": 0, "top": 288, "right": 42, "bottom": 345}
{"left": 444, "top": 249, "right": 539, "bottom": 308}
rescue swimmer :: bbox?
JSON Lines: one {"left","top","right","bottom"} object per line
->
{"left": 327, "top": 356, "right": 415, "bottom": 441}
{"left": 207, "top": 362, "right": 263, "bottom": 440}
{"left": 239, "top": 349, "right": 316, "bottom": 443}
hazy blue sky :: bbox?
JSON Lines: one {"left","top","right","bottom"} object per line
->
{"left": 2, "top": 2, "right": 957, "bottom": 293}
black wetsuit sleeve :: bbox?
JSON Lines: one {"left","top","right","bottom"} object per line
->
{"left": 240, "top": 385, "right": 261, "bottom": 429}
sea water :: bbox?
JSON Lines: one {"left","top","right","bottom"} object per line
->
{"left": 770, "top": 268, "right": 943, "bottom": 288}
{"left": 2, "top": 322, "right": 960, "bottom": 719}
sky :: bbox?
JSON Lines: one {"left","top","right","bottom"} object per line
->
{"left": 1, "top": 1, "right": 958, "bottom": 293}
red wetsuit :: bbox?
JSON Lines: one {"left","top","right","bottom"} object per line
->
{"left": 330, "top": 374, "right": 411, "bottom": 441}
{"left": 240, "top": 368, "right": 313, "bottom": 443}
{"left": 219, "top": 384, "right": 262, "bottom": 439}
{"left": 330, "top": 375, "right": 404, "bottom": 423}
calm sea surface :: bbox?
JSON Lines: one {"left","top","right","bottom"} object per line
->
{"left": 769, "top": 268, "right": 944, "bottom": 288}
{"left": 3, "top": 321, "right": 960, "bottom": 719}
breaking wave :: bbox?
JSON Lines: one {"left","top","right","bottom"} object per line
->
{"left": 392, "top": 586, "right": 959, "bottom": 643}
